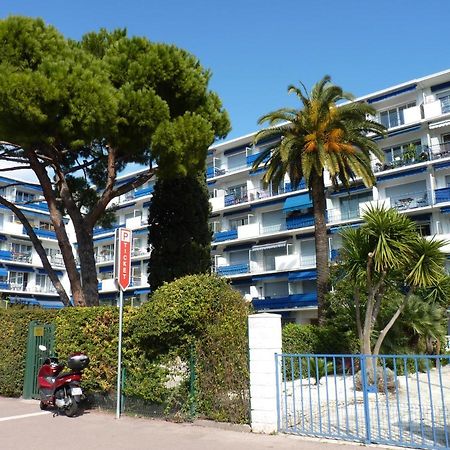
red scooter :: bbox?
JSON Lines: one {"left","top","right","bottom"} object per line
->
{"left": 37, "top": 345, "right": 89, "bottom": 417}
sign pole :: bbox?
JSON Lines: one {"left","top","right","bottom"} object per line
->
{"left": 114, "top": 228, "right": 132, "bottom": 420}
{"left": 116, "top": 288, "right": 124, "bottom": 419}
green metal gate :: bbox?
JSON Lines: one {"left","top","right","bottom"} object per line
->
{"left": 23, "top": 321, "right": 55, "bottom": 399}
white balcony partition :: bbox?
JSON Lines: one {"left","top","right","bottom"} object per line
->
{"left": 274, "top": 254, "right": 298, "bottom": 271}
{"left": 237, "top": 223, "right": 259, "bottom": 239}
{"left": 210, "top": 196, "right": 225, "bottom": 212}
{"left": 100, "top": 278, "right": 116, "bottom": 291}
{"left": 125, "top": 216, "right": 142, "bottom": 229}
{"left": 402, "top": 105, "right": 421, "bottom": 124}
{"left": 424, "top": 100, "right": 443, "bottom": 119}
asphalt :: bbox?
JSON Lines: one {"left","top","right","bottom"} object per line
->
{"left": 0, "top": 396, "right": 389, "bottom": 450}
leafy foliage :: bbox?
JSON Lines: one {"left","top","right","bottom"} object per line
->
{"left": 148, "top": 174, "right": 212, "bottom": 291}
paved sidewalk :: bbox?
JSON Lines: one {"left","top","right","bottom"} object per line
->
{"left": 0, "top": 397, "right": 384, "bottom": 450}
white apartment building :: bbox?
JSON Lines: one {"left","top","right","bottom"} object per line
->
{"left": 0, "top": 176, "right": 70, "bottom": 308}
{"left": 2, "top": 70, "right": 450, "bottom": 336}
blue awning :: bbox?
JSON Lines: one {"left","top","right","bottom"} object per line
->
{"left": 132, "top": 228, "right": 147, "bottom": 235}
{"left": 37, "top": 299, "right": 65, "bottom": 309}
{"left": 434, "top": 161, "right": 450, "bottom": 171}
{"left": 441, "top": 207, "right": 450, "bottom": 214}
{"left": 9, "top": 297, "right": 40, "bottom": 305}
{"left": 377, "top": 167, "right": 427, "bottom": 182}
{"left": 6, "top": 264, "right": 35, "bottom": 273}
{"left": 37, "top": 268, "right": 64, "bottom": 276}
{"left": 93, "top": 236, "right": 114, "bottom": 243}
{"left": 0, "top": 234, "right": 7, "bottom": 241}
{"left": 134, "top": 288, "right": 150, "bottom": 295}
{"left": 288, "top": 270, "right": 317, "bottom": 282}
{"left": 252, "top": 272, "right": 288, "bottom": 281}
{"left": 283, "top": 193, "right": 312, "bottom": 213}
{"left": 99, "top": 265, "right": 113, "bottom": 273}
{"left": 368, "top": 84, "right": 416, "bottom": 104}
{"left": 431, "top": 81, "right": 450, "bottom": 93}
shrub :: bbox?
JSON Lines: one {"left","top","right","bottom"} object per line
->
{"left": 0, "top": 308, "right": 57, "bottom": 397}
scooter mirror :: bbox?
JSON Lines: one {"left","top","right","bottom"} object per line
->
{"left": 38, "top": 345, "right": 47, "bottom": 351}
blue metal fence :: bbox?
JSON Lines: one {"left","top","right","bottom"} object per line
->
{"left": 276, "top": 353, "right": 450, "bottom": 449}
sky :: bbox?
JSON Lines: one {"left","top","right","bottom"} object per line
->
{"left": 1, "top": 0, "right": 450, "bottom": 143}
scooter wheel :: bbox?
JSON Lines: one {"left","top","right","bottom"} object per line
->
{"left": 39, "top": 401, "right": 48, "bottom": 410}
{"left": 65, "top": 395, "right": 78, "bottom": 417}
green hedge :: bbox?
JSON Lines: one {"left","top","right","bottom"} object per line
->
{"left": 0, "top": 275, "right": 250, "bottom": 423}
{"left": 0, "top": 308, "right": 58, "bottom": 396}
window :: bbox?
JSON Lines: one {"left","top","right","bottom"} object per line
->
{"left": 11, "top": 242, "right": 32, "bottom": 262}
{"left": 227, "top": 152, "right": 246, "bottom": 171}
{"left": 35, "top": 274, "right": 54, "bottom": 292}
{"left": 98, "top": 244, "right": 114, "bottom": 262}
{"left": 15, "top": 191, "right": 35, "bottom": 204}
{"left": 439, "top": 93, "right": 450, "bottom": 114}
{"left": 9, "top": 271, "right": 26, "bottom": 290}
{"left": 229, "top": 216, "right": 248, "bottom": 230}
{"left": 227, "top": 183, "right": 247, "bottom": 200}
{"left": 39, "top": 222, "right": 54, "bottom": 231}
{"left": 131, "top": 265, "right": 141, "bottom": 285}
{"left": 379, "top": 102, "right": 416, "bottom": 128}
{"left": 340, "top": 192, "right": 373, "bottom": 220}
{"left": 415, "top": 222, "right": 431, "bottom": 236}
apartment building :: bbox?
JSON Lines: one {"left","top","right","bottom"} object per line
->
{"left": 0, "top": 176, "right": 70, "bottom": 308}
{"left": 206, "top": 69, "right": 450, "bottom": 326}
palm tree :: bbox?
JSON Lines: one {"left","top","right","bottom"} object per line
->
{"left": 252, "top": 76, "right": 385, "bottom": 323}
{"left": 340, "top": 205, "right": 447, "bottom": 355}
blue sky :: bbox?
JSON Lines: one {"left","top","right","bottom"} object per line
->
{"left": 1, "top": 0, "right": 450, "bottom": 141}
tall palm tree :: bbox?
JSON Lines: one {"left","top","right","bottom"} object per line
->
{"left": 252, "top": 76, "right": 385, "bottom": 324}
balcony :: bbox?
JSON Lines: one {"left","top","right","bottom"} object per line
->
{"left": 50, "top": 255, "right": 64, "bottom": 266}
{"left": 0, "top": 250, "right": 12, "bottom": 261}
{"left": 96, "top": 254, "right": 114, "bottom": 263}
{"left": 215, "top": 263, "right": 249, "bottom": 276}
{"left": 134, "top": 186, "right": 154, "bottom": 198}
{"left": 93, "top": 224, "right": 123, "bottom": 236}
{"left": 31, "top": 228, "right": 56, "bottom": 239}
{"left": 11, "top": 252, "right": 32, "bottom": 263}
{"left": 286, "top": 214, "right": 314, "bottom": 230}
{"left": 327, "top": 208, "right": 360, "bottom": 223}
{"left": 206, "top": 166, "right": 226, "bottom": 179}
{"left": 246, "top": 151, "right": 269, "bottom": 166}
{"left": 435, "top": 187, "right": 450, "bottom": 204}
{"left": 213, "top": 229, "right": 238, "bottom": 242}
{"left": 390, "top": 191, "right": 431, "bottom": 211}
{"left": 252, "top": 292, "right": 317, "bottom": 310}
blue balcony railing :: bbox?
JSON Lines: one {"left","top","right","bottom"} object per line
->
{"left": 213, "top": 229, "right": 238, "bottom": 242}
{"left": 31, "top": 228, "right": 56, "bottom": 239}
{"left": 134, "top": 186, "right": 154, "bottom": 198}
{"left": 246, "top": 152, "right": 270, "bottom": 166}
{"left": 93, "top": 223, "right": 123, "bottom": 236}
{"left": 434, "top": 187, "right": 450, "bottom": 204}
{"left": 0, "top": 281, "right": 9, "bottom": 289}
{"left": 206, "top": 166, "right": 226, "bottom": 179}
{"left": 252, "top": 292, "right": 318, "bottom": 310}
{"left": 216, "top": 263, "right": 249, "bottom": 276}
{"left": 0, "top": 250, "right": 12, "bottom": 261}
{"left": 286, "top": 215, "right": 314, "bottom": 230}
{"left": 30, "top": 202, "right": 49, "bottom": 211}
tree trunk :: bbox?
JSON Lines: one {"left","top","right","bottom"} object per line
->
{"left": 310, "top": 172, "right": 329, "bottom": 325}
{"left": 74, "top": 223, "right": 100, "bottom": 307}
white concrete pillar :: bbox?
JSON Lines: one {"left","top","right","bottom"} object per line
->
{"left": 248, "top": 313, "right": 282, "bottom": 433}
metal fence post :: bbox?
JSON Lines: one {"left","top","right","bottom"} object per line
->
{"left": 189, "top": 344, "right": 197, "bottom": 419}
{"left": 360, "top": 355, "right": 372, "bottom": 444}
